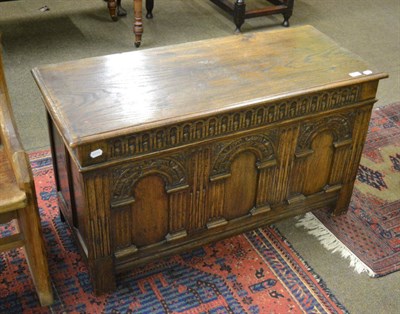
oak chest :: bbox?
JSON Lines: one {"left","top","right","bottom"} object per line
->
{"left": 32, "top": 25, "right": 387, "bottom": 294}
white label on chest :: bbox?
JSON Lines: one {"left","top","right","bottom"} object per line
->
{"left": 349, "top": 71, "right": 362, "bottom": 77}
{"left": 363, "top": 70, "right": 373, "bottom": 75}
{"left": 90, "top": 149, "right": 103, "bottom": 159}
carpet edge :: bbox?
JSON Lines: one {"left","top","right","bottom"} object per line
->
{"left": 295, "top": 213, "right": 377, "bottom": 277}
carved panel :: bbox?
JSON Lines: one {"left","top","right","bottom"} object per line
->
{"left": 295, "top": 113, "right": 356, "bottom": 156}
{"left": 208, "top": 181, "right": 225, "bottom": 220}
{"left": 85, "top": 173, "right": 112, "bottom": 259}
{"left": 111, "top": 205, "right": 132, "bottom": 250}
{"left": 302, "top": 131, "right": 335, "bottom": 195}
{"left": 223, "top": 152, "right": 258, "bottom": 220}
{"left": 188, "top": 148, "right": 212, "bottom": 231}
{"left": 110, "top": 153, "right": 188, "bottom": 207}
{"left": 168, "top": 191, "right": 188, "bottom": 233}
{"left": 210, "top": 133, "right": 277, "bottom": 181}
{"left": 292, "top": 112, "right": 357, "bottom": 197}
{"left": 255, "top": 167, "right": 274, "bottom": 209}
{"left": 131, "top": 176, "right": 169, "bottom": 247}
{"left": 271, "top": 126, "right": 300, "bottom": 204}
{"left": 81, "top": 85, "right": 361, "bottom": 166}
{"left": 329, "top": 147, "right": 352, "bottom": 186}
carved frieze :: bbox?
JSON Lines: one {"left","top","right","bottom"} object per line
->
{"left": 110, "top": 153, "right": 188, "bottom": 207}
{"left": 101, "top": 85, "right": 361, "bottom": 163}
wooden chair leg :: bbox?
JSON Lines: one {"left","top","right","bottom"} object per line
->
{"left": 18, "top": 194, "right": 53, "bottom": 306}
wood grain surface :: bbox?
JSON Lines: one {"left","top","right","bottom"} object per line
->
{"left": 32, "top": 25, "right": 386, "bottom": 147}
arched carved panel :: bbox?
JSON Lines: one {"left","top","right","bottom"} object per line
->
{"left": 210, "top": 133, "right": 277, "bottom": 181}
{"left": 131, "top": 176, "right": 169, "bottom": 247}
{"left": 294, "top": 113, "right": 356, "bottom": 196}
{"left": 296, "top": 113, "right": 355, "bottom": 156}
{"left": 111, "top": 153, "right": 188, "bottom": 207}
{"left": 224, "top": 152, "right": 258, "bottom": 220}
{"left": 303, "top": 131, "right": 334, "bottom": 195}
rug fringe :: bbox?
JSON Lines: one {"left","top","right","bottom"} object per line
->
{"left": 296, "top": 213, "right": 376, "bottom": 277}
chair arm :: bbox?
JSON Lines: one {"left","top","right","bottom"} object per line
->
{"left": 12, "top": 150, "right": 32, "bottom": 189}
{"left": 0, "top": 98, "right": 32, "bottom": 189}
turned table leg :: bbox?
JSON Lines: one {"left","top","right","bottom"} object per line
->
{"left": 233, "top": 0, "right": 246, "bottom": 32}
{"left": 133, "top": 0, "right": 143, "bottom": 47}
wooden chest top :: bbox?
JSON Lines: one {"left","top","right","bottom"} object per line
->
{"left": 32, "top": 25, "right": 386, "bottom": 168}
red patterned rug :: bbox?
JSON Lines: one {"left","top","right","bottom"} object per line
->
{"left": 0, "top": 151, "right": 347, "bottom": 313}
{"left": 298, "top": 103, "right": 400, "bottom": 277}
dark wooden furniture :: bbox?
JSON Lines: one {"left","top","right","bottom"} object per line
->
{"left": 32, "top": 25, "right": 387, "bottom": 294}
{"left": 210, "top": 0, "right": 294, "bottom": 31}
{"left": 132, "top": 0, "right": 294, "bottom": 47}
{"left": 0, "top": 39, "right": 53, "bottom": 306}
{"left": 107, "top": 0, "right": 127, "bottom": 21}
